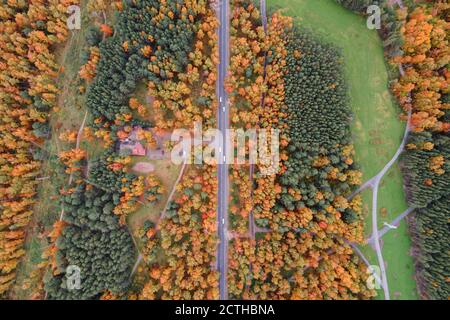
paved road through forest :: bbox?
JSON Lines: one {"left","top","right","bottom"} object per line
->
{"left": 216, "top": 0, "right": 230, "bottom": 300}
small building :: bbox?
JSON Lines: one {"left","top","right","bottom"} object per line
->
{"left": 131, "top": 142, "right": 146, "bottom": 156}
{"left": 119, "top": 139, "right": 147, "bottom": 156}
{"left": 119, "top": 126, "right": 147, "bottom": 156}
{"left": 118, "top": 126, "right": 171, "bottom": 159}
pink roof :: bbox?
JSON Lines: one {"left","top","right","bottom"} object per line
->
{"left": 132, "top": 143, "right": 146, "bottom": 156}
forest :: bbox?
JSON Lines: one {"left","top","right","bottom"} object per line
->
{"left": 44, "top": 0, "right": 220, "bottom": 300}
{"left": 252, "top": 20, "right": 371, "bottom": 301}
{"left": 394, "top": 3, "right": 449, "bottom": 300}
{"left": 225, "top": 0, "right": 372, "bottom": 299}
{"left": 0, "top": 0, "right": 79, "bottom": 297}
{"left": 1, "top": 0, "right": 447, "bottom": 301}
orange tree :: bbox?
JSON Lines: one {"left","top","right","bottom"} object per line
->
{"left": 393, "top": 2, "right": 449, "bottom": 300}
{"left": 0, "top": 0, "right": 78, "bottom": 296}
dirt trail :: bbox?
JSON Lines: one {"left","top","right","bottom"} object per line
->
{"left": 155, "top": 159, "right": 187, "bottom": 229}
{"left": 59, "top": 110, "right": 88, "bottom": 221}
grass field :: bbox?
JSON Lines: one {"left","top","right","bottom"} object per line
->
{"left": 267, "top": 0, "right": 418, "bottom": 299}
{"left": 127, "top": 157, "right": 182, "bottom": 250}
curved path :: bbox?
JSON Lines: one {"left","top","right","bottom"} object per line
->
{"left": 351, "top": 61, "right": 412, "bottom": 299}
{"left": 362, "top": 0, "right": 412, "bottom": 301}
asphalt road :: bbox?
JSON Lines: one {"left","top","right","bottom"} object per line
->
{"left": 216, "top": 0, "right": 230, "bottom": 300}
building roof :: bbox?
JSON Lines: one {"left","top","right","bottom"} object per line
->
{"left": 132, "top": 142, "right": 146, "bottom": 156}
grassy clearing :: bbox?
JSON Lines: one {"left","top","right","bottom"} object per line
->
{"left": 377, "top": 166, "right": 418, "bottom": 299}
{"left": 228, "top": 167, "right": 251, "bottom": 232}
{"left": 267, "top": 0, "right": 417, "bottom": 299}
{"left": 132, "top": 81, "right": 155, "bottom": 124}
{"left": 127, "top": 157, "right": 182, "bottom": 249}
{"left": 125, "top": 157, "right": 182, "bottom": 294}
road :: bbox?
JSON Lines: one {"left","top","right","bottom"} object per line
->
{"left": 260, "top": 0, "right": 268, "bottom": 33}
{"left": 216, "top": 0, "right": 230, "bottom": 300}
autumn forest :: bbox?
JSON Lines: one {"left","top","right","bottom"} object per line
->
{"left": 0, "top": 0, "right": 448, "bottom": 301}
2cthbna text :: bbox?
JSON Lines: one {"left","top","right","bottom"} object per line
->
{"left": 175, "top": 304, "right": 275, "bottom": 317}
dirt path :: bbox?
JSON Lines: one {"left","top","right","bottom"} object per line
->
{"left": 367, "top": 206, "right": 415, "bottom": 245}
{"left": 59, "top": 110, "right": 88, "bottom": 221}
{"left": 129, "top": 228, "right": 143, "bottom": 278}
{"left": 345, "top": 0, "right": 412, "bottom": 296}
{"left": 242, "top": 0, "right": 270, "bottom": 295}
{"left": 355, "top": 61, "right": 412, "bottom": 300}
{"left": 155, "top": 159, "right": 187, "bottom": 230}
{"left": 130, "top": 254, "right": 143, "bottom": 277}
{"left": 127, "top": 160, "right": 186, "bottom": 278}
{"left": 67, "top": 110, "right": 88, "bottom": 185}
{"left": 349, "top": 49, "right": 413, "bottom": 300}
